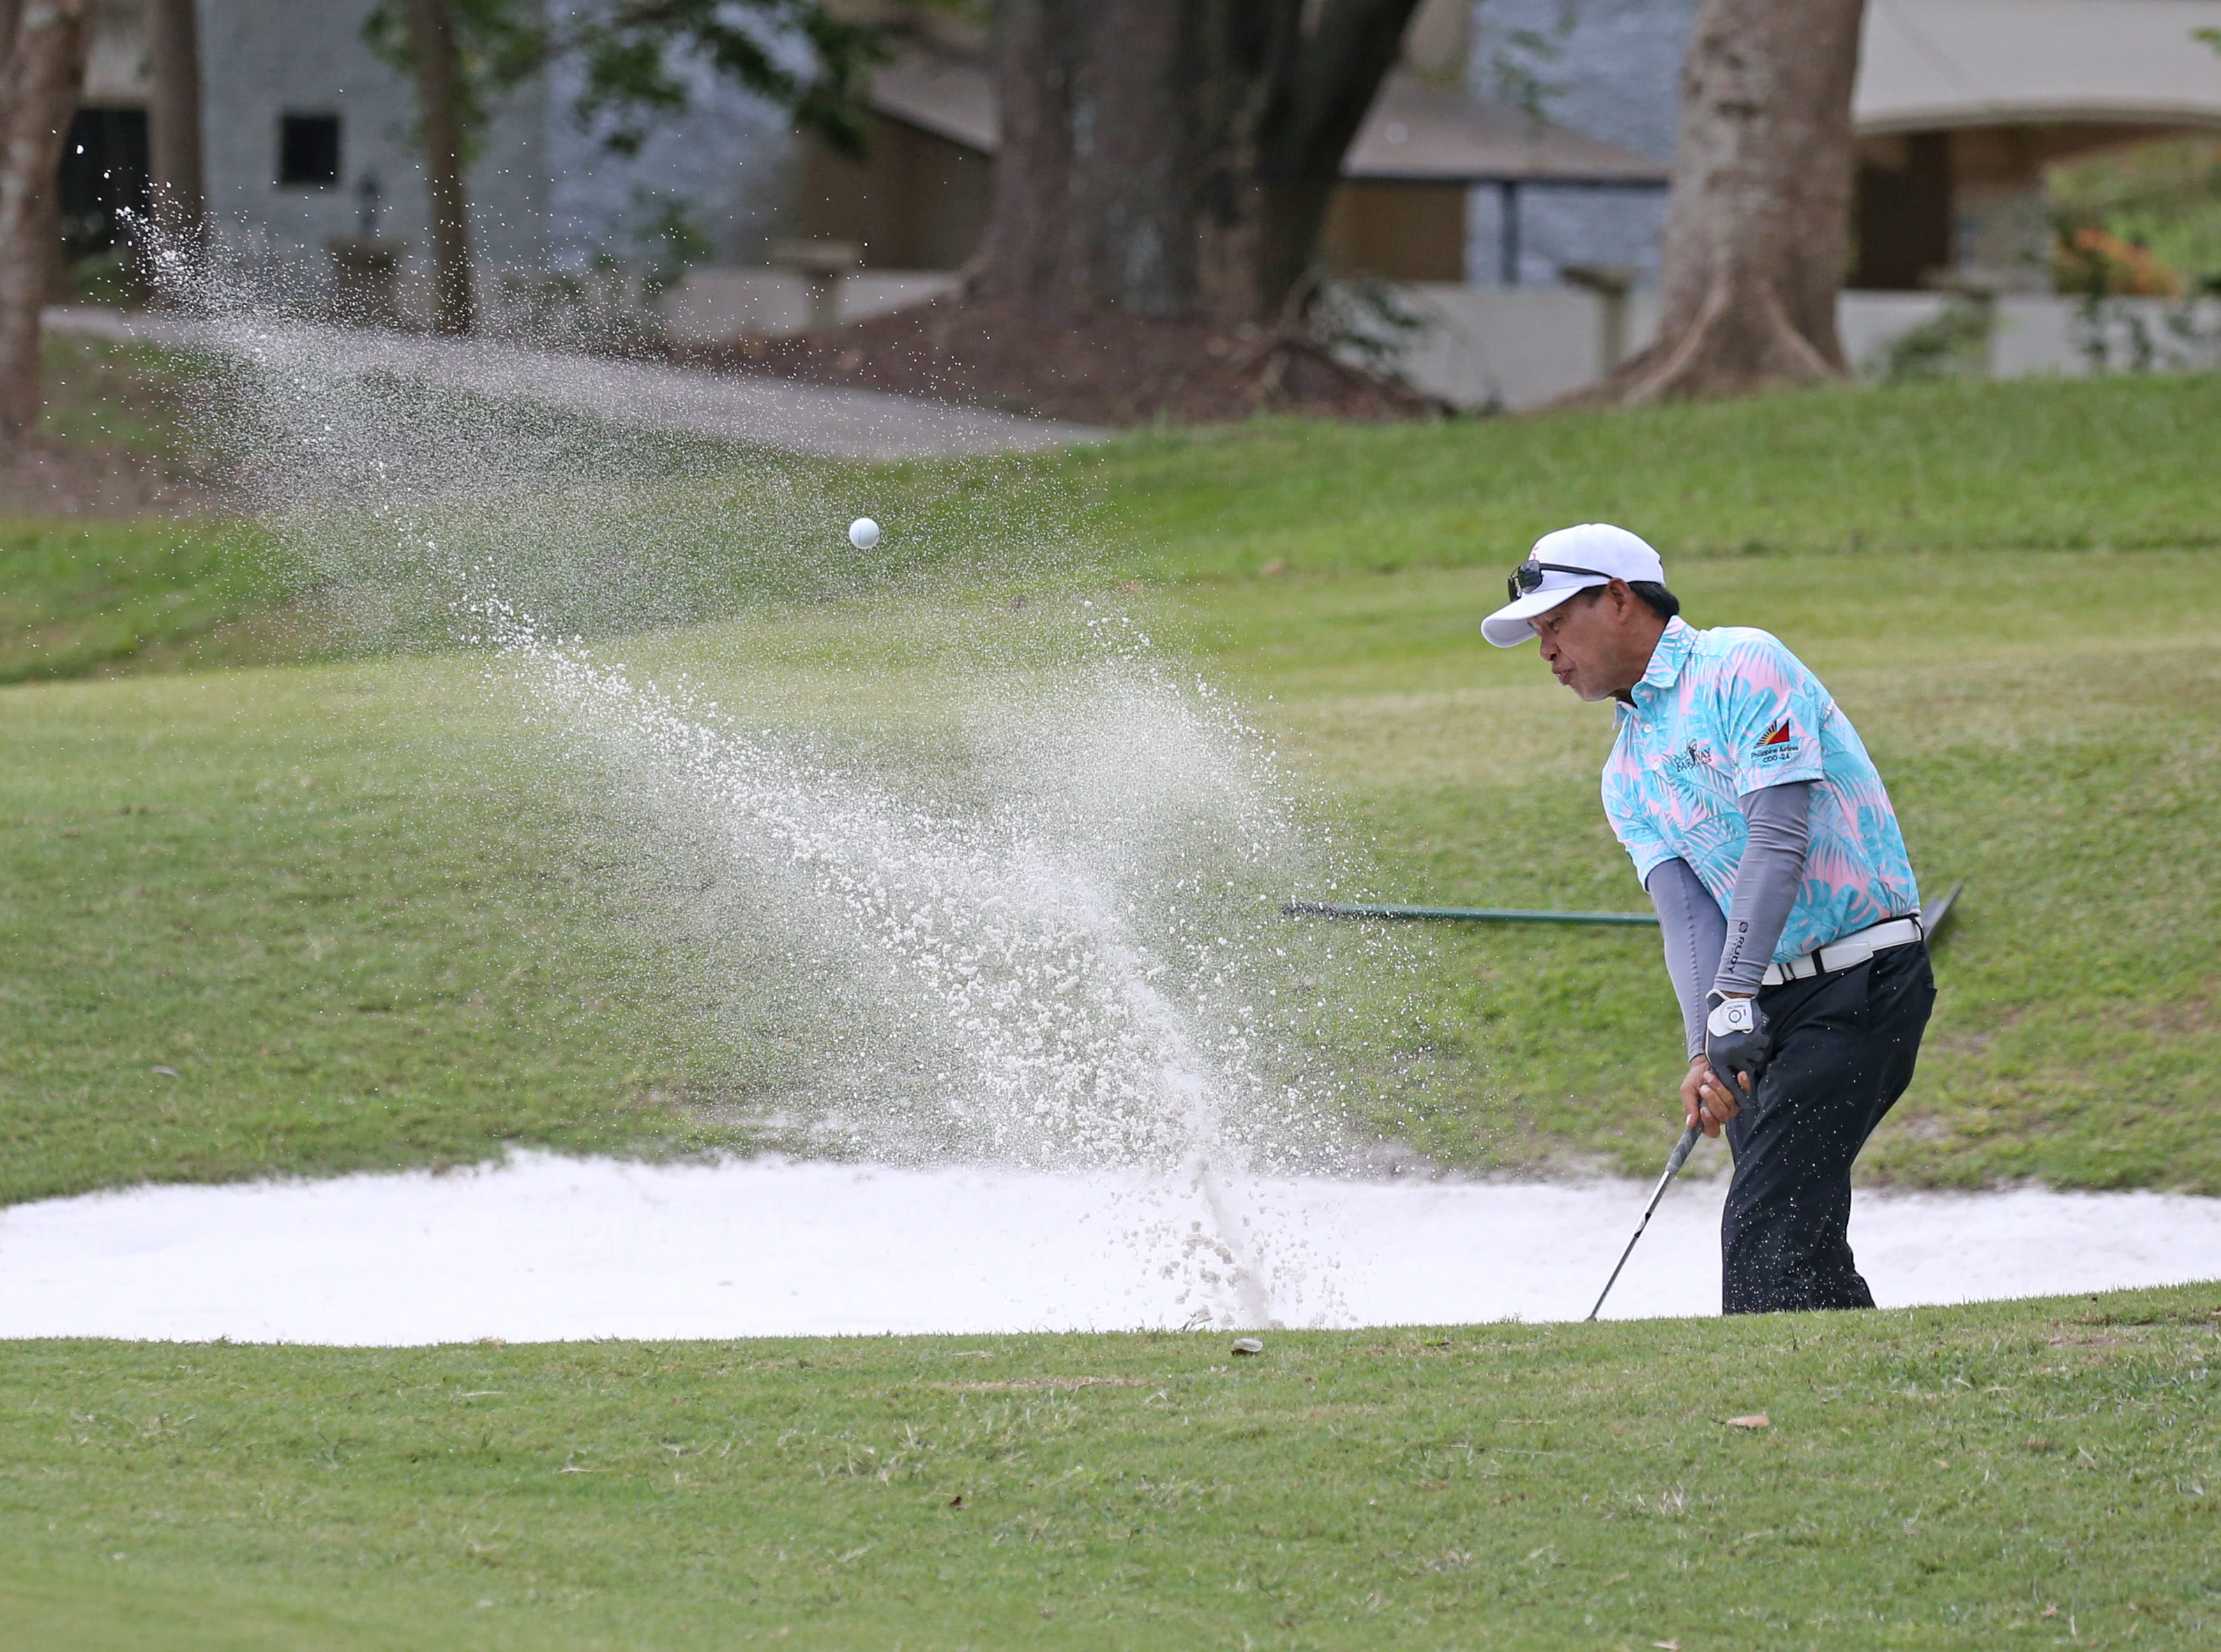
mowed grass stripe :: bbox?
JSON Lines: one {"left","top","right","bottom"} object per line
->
{"left": 16, "top": 344, "right": 2221, "bottom": 682}
{"left": 1065, "top": 371, "right": 2221, "bottom": 580}
{"left": 7, "top": 356, "right": 2221, "bottom": 1196}
{"left": 0, "top": 661, "right": 748, "bottom": 1206}
{"left": 6, "top": 544, "right": 2220, "bottom": 1199}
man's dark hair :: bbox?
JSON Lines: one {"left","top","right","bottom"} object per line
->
{"left": 1576, "top": 580, "right": 1681, "bottom": 621}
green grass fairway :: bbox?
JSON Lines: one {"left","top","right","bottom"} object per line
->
{"left": 7, "top": 335, "right": 2221, "bottom": 1651}
{"left": 1069, "top": 370, "right": 2221, "bottom": 578}
{"left": 1146, "top": 547, "right": 2221, "bottom": 1189}
{"left": 0, "top": 659, "right": 752, "bottom": 1206}
{"left": 0, "top": 516, "right": 305, "bottom": 683}
{"left": 8, "top": 539, "right": 2219, "bottom": 1201}
{"left": 17, "top": 339, "right": 2221, "bottom": 679}
{"left": 6, "top": 345, "right": 2220, "bottom": 1193}
{"left": 3, "top": 1286, "right": 2215, "bottom": 1649}
{"left": 36, "top": 331, "right": 204, "bottom": 460}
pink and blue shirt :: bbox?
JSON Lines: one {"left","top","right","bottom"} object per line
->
{"left": 1603, "top": 617, "right": 1918, "bottom": 962}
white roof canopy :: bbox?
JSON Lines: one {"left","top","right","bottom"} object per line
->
{"left": 1343, "top": 75, "right": 1671, "bottom": 185}
{"left": 869, "top": 54, "right": 1670, "bottom": 186}
{"left": 1857, "top": 0, "right": 2221, "bottom": 133}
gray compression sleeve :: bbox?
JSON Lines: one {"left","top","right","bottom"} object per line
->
{"left": 1645, "top": 856, "right": 1726, "bottom": 1060}
{"left": 1712, "top": 780, "right": 1814, "bottom": 998}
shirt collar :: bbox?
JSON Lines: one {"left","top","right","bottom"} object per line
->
{"left": 1616, "top": 617, "right": 1697, "bottom": 721}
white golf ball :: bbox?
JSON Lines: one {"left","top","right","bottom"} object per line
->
{"left": 848, "top": 516, "right": 881, "bottom": 550}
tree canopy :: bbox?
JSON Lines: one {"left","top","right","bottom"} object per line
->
{"left": 362, "top": 0, "right": 883, "bottom": 161}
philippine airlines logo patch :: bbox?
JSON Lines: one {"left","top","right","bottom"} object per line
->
{"left": 1756, "top": 718, "right": 1795, "bottom": 761}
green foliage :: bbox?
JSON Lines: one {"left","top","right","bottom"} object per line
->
{"left": 1866, "top": 299, "right": 1994, "bottom": 384}
{"left": 360, "top": 0, "right": 551, "bottom": 162}
{"left": 1306, "top": 273, "right": 1429, "bottom": 383}
{"left": 2050, "top": 137, "right": 2221, "bottom": 295}
{"left": 2064, "top": 292, "right": 2221, "bottom": 375}
{"left": 627, "top": 187, "right": 715, "bottom": 301}
{"left": 2, "top": 1287, "right": 2216, "bottom": 1647}
{"left": 360, "top": 0, "right": 884, "bottom": 164}
{"left": 566, "top": 0, "right": 887, "bottom": 160}
{"left": 1482, "top": 1, "right": 1579, "bottom": 119}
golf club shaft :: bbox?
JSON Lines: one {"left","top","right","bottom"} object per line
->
{"left": 1585, "top": 1123, "right": 1702, "bottom": 1321}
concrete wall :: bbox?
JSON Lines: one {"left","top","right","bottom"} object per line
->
{"left": 197, "top": 0, "right": 548, "bottom": 302}
{"left": 662, "top": 269, "right": 961, "bottom": 341}
{"left": 187, "top": 0, "right": 802, "bottom": 307}
{"left": 1383, "top": 283, "right": 1663, "bottom": 409}
{"left": 1368, "top": 285, "right": 2221, "bottom": 410}
{"left": 542, "top": 13, "right": 803, "bottom": 271}
{"left": 657, "top": 267, "right": 2218, "bottom": 407}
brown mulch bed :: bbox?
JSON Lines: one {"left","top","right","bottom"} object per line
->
{"left": 658, "top": 296, "right": 1441, "bottom": 428}
{"left": 0, "top": 437, "right": 235, "bottom": 520}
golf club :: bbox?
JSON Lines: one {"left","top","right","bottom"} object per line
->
{"left": 1585, "top": 1122, "right": 1702, "bottom": 1321}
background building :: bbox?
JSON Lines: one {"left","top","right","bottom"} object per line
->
{"left": 65, "top": 0, "right": 548, "bottom": 293}
{"left": 1852, "top": 0, "right": 2221, "bottom": 292}
{"left": 1466, "top": 0, "right": 1696, "bottom": 289}
{"left": 52, "top": 0, "right": 2221, "bottom": 324}
{"left": 792, "top": 9, "right": 1669, "bottom": 285}
{"left": 1464, "top": 0, "right": 2221, "bottom": 292}
{"left": 61, "top": 0, "right": 1672, "bottom": 308}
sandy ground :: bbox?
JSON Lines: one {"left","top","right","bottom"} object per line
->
{"left": 4, "top": 1153, "right": 2217, "bottom": 1345}
{"left": 45, "top": 308, "right": 1106, "bottom": 463}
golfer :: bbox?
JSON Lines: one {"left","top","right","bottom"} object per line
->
{"left": 1483, "top": 523, "right": 1935, "bottom": 1314}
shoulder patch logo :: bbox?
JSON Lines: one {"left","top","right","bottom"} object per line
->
{"left": 1758, "top": 719, "right": 1793, "bottom": 747}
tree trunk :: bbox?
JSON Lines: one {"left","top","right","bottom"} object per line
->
{"left": 403, "top": 0, "right": 473, "bottom": 333}
{"left": 0, "top": 0, "right": 89, "bottom": 442}
{"left": 972, "top": 0, "right": 1417, "bottom": 324}
{"left": 149, "top": 0, "right": 206, "bottom": 253}
{"left": 1586, "top": 0, "right": 1866, "bottom": 405}
{"left": 971, "top": 0, "right": 1197, "bottom": 317}
{"left": 1198, "top": 0, "right": 1417, "bottom": 321}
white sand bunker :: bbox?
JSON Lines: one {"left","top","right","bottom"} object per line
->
{"left": 3, "top": 1153, "right": 2217, "bottom": 1346}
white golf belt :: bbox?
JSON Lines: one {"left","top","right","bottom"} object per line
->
{"left": 1760, "top": 915, "right": 1925, "bottom": 986}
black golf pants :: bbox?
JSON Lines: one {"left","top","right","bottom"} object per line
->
{"left": 1720, "top": 939, "right": 1936, "bottom": 1315}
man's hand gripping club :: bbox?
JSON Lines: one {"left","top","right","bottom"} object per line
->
{"left": 1685, "top": 993, "right": 1772, "bottom": 1136}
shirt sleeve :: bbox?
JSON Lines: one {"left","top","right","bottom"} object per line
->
{"left": 1715, "top": 633, "right": 1828, "bottom": 795}
{"left": 1714, "top": 781, "right": 1812, "bottom": 993}
{"left": 1646, "top": 856, "right": 1726, "bottom": 1060}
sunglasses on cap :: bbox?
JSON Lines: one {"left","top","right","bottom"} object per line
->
{"left": 1506, "top": 560, "right": 1611, "bottom": 604}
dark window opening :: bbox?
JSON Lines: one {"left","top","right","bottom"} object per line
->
{"left": 1852, "top": 132, "right": 1953, "bottom": 291}
{"left": 57, "top": 106, "right": 150, "bottom": 260}
{"left": 279, "top": 113, "right": 342, "bottom": 188}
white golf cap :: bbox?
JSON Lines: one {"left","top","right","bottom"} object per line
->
{"left": 1480, "top": 523, "right": 1667, "bottom": 647}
